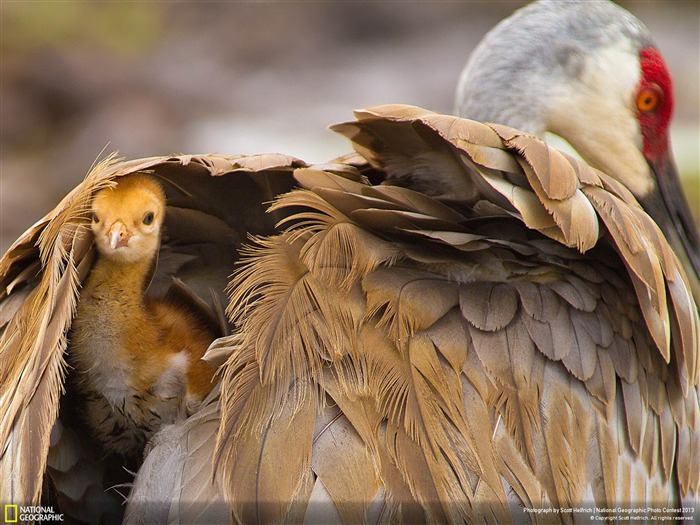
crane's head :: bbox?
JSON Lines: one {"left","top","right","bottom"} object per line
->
{"left": 455, "top": 0, "right": 699, "bottom": 286}
{"left": 90, "top": 174, "right": 166, "bottom": 264}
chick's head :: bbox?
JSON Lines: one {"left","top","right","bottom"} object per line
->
{"left": 90, "top": 174, "right": 166, "bottom": 264}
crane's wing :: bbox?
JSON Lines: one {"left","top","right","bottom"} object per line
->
{"left": 219, "top": 105, "right": 699, "bottom": 523}
{"left": 124, "top": 382, "right": 228, "bottom": 525}
{"left": 0, "top": 152, "right": 302, "bottom": 519}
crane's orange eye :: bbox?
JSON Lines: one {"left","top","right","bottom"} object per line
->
{"left": 636, "top": 87, "right": 660, "bottom": 113}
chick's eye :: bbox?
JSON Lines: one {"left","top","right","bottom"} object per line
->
{"left": 636, "top": 86, "right": 660, "bottom": 113}
{"left": 92, "top": 213, "right": 100, "bottom": 224}
{"left": 143, "top": 212, "right": 155, "bottom": 225}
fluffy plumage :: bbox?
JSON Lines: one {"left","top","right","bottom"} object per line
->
{"left": 68, "top": 173, "right": 217, "bottom": 462}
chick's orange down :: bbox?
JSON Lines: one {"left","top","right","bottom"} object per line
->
{"left": 69, "top": 174, "right": 216, "bottom": 462}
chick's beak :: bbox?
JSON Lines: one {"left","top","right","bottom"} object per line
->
{"left": 107, "top": 221, "right": 132, "bottom": 250}
{"left": 640, "top": 152, "right": 700, "bottom": 299}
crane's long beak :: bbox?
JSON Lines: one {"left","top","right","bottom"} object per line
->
{"left": 640, "top": 153, "right": 700, "bottom": 301}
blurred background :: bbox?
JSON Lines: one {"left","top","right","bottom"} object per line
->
{"left": 1, "top": 1, "right": 698, "bottom": 254}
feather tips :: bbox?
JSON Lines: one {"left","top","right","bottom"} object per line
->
{"left": 221, "top": 104, "right": 698, "bottom": 520}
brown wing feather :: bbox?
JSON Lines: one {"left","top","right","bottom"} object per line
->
{"left": 4, "top": 104, "right": 698, "bottom": 521}
{"left": 222, "top": 105, "right": 699, "bottom": 522}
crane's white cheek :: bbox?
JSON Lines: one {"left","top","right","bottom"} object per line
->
{"left": 549, "top": 103, "right": 652, "bottom": 197}
{"left": 546, "top": 42, "right": 653, "bottom": 197}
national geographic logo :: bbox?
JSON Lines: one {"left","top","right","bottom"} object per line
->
{"left": 4, "top": 505, "right": 17, "bottom": 523}
{"left": 3, "top": 505, "right": 63, "bottom": 523}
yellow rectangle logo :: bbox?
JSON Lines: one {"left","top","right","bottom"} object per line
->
{"left": 4, "top": 504, "right": 18, "bottom": 523}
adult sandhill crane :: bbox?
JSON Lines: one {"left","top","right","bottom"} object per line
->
{"left": 0, "top": 1, "right": 698, "bottom": 524}
{"left": 213, "top": 0, "right": 697, "bottom": 522}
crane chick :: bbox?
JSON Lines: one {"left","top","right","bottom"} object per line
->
{"left": 69, "top": 174, "right": 216, "bottom": 463}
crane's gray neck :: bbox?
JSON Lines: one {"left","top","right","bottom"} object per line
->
{"left": 454, "top": 0, "right": 652, "bottom": 137}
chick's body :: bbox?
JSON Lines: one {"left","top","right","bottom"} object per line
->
{"left": 69, "top": 174, "right": 215, "bottom": 462}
